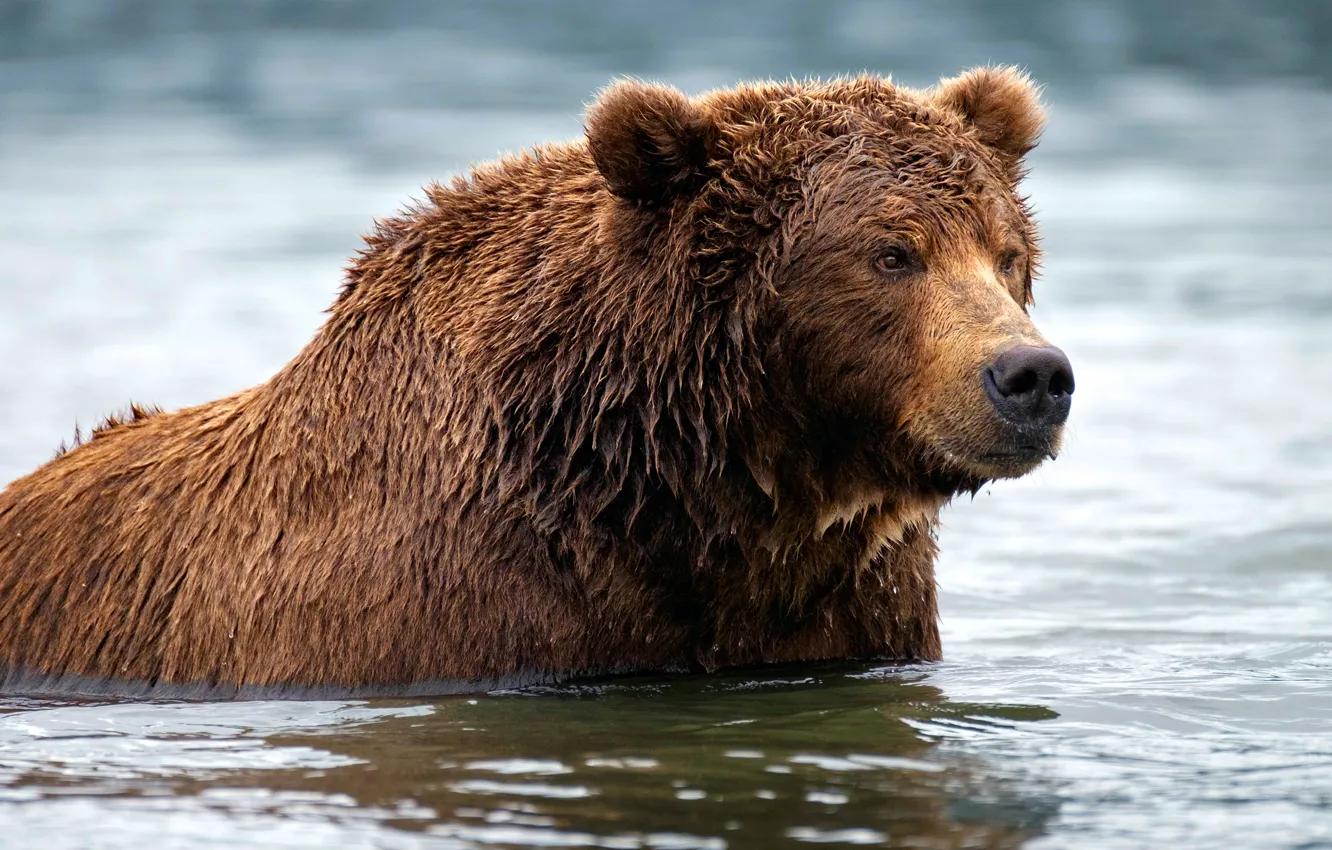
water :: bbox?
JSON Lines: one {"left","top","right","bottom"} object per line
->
{"left": 2, "top": 3, "right": 1332, "bottom": 847}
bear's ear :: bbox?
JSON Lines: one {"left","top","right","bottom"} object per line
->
{"left": 585, "top": 80, "right": 716, "bottom": 204}
{"left": 932, "top": 66, "right": 1045, "bottom": 161}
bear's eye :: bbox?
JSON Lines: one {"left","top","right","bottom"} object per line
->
{"left": 998, "top": 250, "right": 1022, "bottom": 276}
{"left": 875, "top": 246, "right": 914, "bottom": 275}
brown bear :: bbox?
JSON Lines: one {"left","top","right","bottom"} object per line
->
{"left": 0, "top": 67, "right": 1073, "bottom": 698}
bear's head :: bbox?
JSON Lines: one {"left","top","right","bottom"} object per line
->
{"left": 585, "top": 67, "right": 1072, "bottom": 512}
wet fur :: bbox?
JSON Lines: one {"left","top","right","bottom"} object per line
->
{"left": 0, "top": 68, "right": 1048, "bottom": 697}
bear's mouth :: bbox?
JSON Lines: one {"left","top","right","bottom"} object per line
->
{"left": 973, "top": 428, "right": 1063, "bottom": 476}
{"left": 984, "top": 445, "right": 1055, "bottom": 462}
{"left": 928, "top": 427, "right": 1062, "bottom": 481}
{"left": 979, "top": 442, "right": 1057, "bottom": 469}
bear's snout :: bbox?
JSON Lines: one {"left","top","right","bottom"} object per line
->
{"left": 982, "top": 344, "right": 1075, "bottom": 430}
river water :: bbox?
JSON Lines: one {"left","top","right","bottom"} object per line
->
{"left": 2, "top": 3, "right": 1331, "bottom": 847}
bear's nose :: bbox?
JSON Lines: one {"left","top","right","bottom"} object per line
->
{"left": 983, "top": 345, "right": 1074, "bottom": 428}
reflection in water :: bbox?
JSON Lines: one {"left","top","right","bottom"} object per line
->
{"left": 0, "top": 701, "right": 430, "bottom": 785}
{"left": 0, "top": 666, "right": 1060, "bottom": 848}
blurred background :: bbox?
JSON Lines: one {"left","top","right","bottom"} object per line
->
{"left": 2, "top": 2, "right": 1331, "bottom": 849}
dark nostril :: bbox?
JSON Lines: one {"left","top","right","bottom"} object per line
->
{"left": 1003, "top": 366, "right": 1039, "bottom": 397}
{"left": 1048, "top": 364, "right": 1074, "bottom": 398}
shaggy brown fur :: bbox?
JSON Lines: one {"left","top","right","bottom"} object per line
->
{"left": 0, "top": 67, "right": 1062, "bottom": 698}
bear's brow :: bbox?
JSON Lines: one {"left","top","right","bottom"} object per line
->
{"left": 853, "top": 166, "right": 1027, "bottom": 246}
